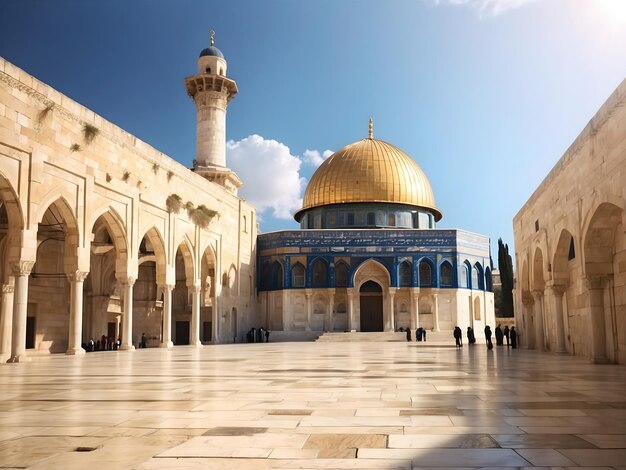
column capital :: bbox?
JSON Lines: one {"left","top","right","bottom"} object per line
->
{"left": 11, "top": 261, "right": 35, "bottom": 276}
{"left": 188, "top": 284, "right": 201, "bottom": 294}
{"left": 546, "top": 282, "right": 566, "bottom": 296}
{"left": 388, "top": 287, "right": 397, "bottom": 296}
{"left": 347, "top": 288, "right": 355, "bottom": 299}
{"left": 431, "top": 292, "right": 438, "bottom": 300}
{"left": 531, "top": 290, "right": 544, "bottom": 301}
{"left": 119, "top": 276, "right": 136, "bottom": 287}
{"left": 2, "top": 284, "right": 15, "bottom": 294}
{"left": 326, "top": 288, "right": 336, "bottom": 296}
{"left": 410, "top": 287, "right": 420, "bottom": 299}
{"left": 159, "top": 284, "right": 175, "bottom": 292}
{"left": 67, "top": 270, "right": 89, "bottom": 283}
{"left": 305, "top": 288, "right": 313, "bottom": 298}
{"left": 522, "top": 291, "right": 534, "bottom": 305}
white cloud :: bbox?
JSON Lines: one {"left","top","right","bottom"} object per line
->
{"left": 302, "top": 149, "right": 333, "bottom": 167}
{"left": 431, "top": 0, "right": 540, "bottom": 18}
{"left": 227, "top": 135, "right": 305, "bottom": 219}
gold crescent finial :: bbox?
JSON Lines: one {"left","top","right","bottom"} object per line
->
{"left": 368, "top": 117, "right": 373, "bottom": 139}
{"left": 209, "top": 29, "right": 215, "bottom": 46}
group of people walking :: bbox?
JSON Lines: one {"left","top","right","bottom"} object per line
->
{"left": 401, "top": 326, "right": 427, "bottom": 342}
{"left": 453, "top": 324, "right": 517, "bottom": 349}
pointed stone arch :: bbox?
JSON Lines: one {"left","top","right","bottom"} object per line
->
{"left": 583, "top": 201, "right": 624, "bottom": 363}
{"left": 352, "top": 258, "right": 391, "bottom": 291}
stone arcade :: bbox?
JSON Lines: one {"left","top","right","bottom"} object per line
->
{"left": 0, "top": 36, "right": 257, "bottom": 362}
{"left": 513, "top": 78, "right": 626, "bottom": 364}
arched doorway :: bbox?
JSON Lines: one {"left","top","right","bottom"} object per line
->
{"left": 360, "top": 281, "right": 383, "bottom": 332}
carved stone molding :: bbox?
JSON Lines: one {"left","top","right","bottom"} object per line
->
{"left": 11, "top": 261, "right": 35, "bottom": 276}
{"left": 0, "top": 71, "right": 168, "bottom": 176}
{"left": 2, "top": 284, "right": 15, "bottom": 294}
{"left": 158, "top": 284, "right": 175, "bottom": 292}
{"left": 67, "top": 271, "right": 90, "bottom": 283}
{"left": 583, "top": 276, "right": 606, "bottom": 290}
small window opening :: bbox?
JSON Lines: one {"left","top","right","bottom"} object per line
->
{"left": 568, "top": 237, "right": 575, "bottom": 261}
{"left": 534, "top": 219, "right": 539, "bottom": 232}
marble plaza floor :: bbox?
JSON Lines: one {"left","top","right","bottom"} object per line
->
{"left": 1, "top": 341, "right": 626, "bottom": 469}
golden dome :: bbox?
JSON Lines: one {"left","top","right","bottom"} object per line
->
{"left": 295, "top": 137, "right": 442, "bottom": 221}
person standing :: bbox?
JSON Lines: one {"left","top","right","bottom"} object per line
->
{"left": 495, "top": 324, "right": 504, "bottom": 346}
{"left": 453, "top": 326, "right": 462, "bottom": 348}
{"left": 467, "top": 326, "right": 476, "bottom": 345}
{"left": 510, "top": 326, "right": 517, "bottom": 349}
{"left": 484, "top": 325, "right": 493, "bottom": 350}
{"left": 141, "top": 333, "right": 147, "bottom": 349}
{"left": 422, "top": 328, "right": 427, "bottom": 342}
{"left": 265, "top": 329, "right": 270, "bottom": 343}
{"left": 406, "top": 328, "right": 412, "bottom": 342}
{"left": 503, "top": 325, "right": 510, "bottom": 347}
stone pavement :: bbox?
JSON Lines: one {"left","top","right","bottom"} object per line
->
{"left": 0, "top": 341, "right": 625, "bottom": 469}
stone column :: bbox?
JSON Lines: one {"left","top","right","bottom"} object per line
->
{"left": 159, "top": 284, "right": 174, "bottom": 348}
{"left": 212, "top": 289, "right": 220, "bottom": 342}
{"left": 327, "top": 289, "right": 335, "bottom": 331}
{"left": 410, "top": 288, "right": 420, "bottom": 330}
{"left": 386, "top": 288, "right": 397, "bottom": 331}
{"left": 189, "top": 284, "right": 202, "bottom": 347}
{"left": 547, "top": 283, "right": 566, "bottom": 353}
{"left": 432, "top": 292, "right": 440, "bottom": 332}
{"left": 521, "top": 292, "right": 534, "bottom": 349}
{"left": 120, "top": 277, "right": 136, "bottom": 351}
{"left": 347, "top": 288, "right": 355, "bottom": 331}
{"left": 8, "top": 261, "right": 34, "bottom": 363}
{"left": 305, "top": 289, "right": 313, "bottom": 331}
{"left": 532, "top": 290, "right": 545, "bottom": 351}
{"left": 0, "top": 284, "right": 15, "bottom": 362}
{"left": 66, "top": 271, "right": 89, "bottom": 356}
{"left": 585, "top": 277, "right": 608, "bottom": 364}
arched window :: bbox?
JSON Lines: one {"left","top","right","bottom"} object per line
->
{"left": 242, "top": 215, "right": 247, "bottom": 233}
{"left": 399, "top": 260, "right": 412, "bottom": 286}
{"left": 312, "top": 259, "right": 328, "bottom": 287}
{"left": 473, "top": 263, "right": 484, "bottom": 290}
{"left": 419, "top": 261, "right": 432, "bottom": 287}
{"left": 260, "top": 262, "right": 270, "bottom": 290}
{"left": 335, "top": 263, "right": 348, "bottom": 287}
{"left": 292, "top": 263, "right": 305, "bottom": 288}
{"left": 485, "top": 267, "right": 492, "bottom": 292}
{"left": 388, "top": 213, "right": 396, "bottom": 227}
{"left": 461, "top": 261, "right": 471, "bottom": 288}
{"left": 205, "top": 67, "right": 211, "bottom": 74}
{"left": 271, "top": 261, "right": 283, "bottom": 290}
{"left": 440, "top": 261, "right": 453, "bottom": 287}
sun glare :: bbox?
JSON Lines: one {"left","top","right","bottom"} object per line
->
{"left": 594, "top": 0, "right": 626, "bottom": 24}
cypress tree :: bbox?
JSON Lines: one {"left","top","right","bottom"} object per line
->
{"left": 498, "top": 238, "right": 515, "bottom": 317}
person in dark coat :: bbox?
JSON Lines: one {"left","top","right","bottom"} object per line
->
{"left": 467, "top": 326, "right": 476, "bottom": 344}
{"left": 510, "top": 326, "right": 517, "bottom": 349}
{"left": 484, "top": 325, "right": 493, "bottom": 349}
{"left": 265, "top": 329, "right": 270, "bottom": 343}
{"left": 422, "top": 328, "right": 427, "bottom": 341}
{"left": 415, "top": 327, "right": 422, "bottom": 342}
{"left": 453, "top": 326, "right": 462, "bottom": 348}
{"left": 406, "top": 328, "right": 412, "bottom": 342}
{"left": 503, "top": 325, "right": 510, "bottom": 347}
{"left": 141, "top": 333, "right": 147, "bottom": 349}
{"left": 495, "top": 324, "right": 504, "bottom": 346}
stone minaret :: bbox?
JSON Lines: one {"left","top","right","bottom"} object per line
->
{"left": 185, "top": 30, "right": 241, "bottom": 192}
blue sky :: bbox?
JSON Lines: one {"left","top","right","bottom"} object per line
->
{"left": 1, "top": 0, "right": 625, "bottom": 266}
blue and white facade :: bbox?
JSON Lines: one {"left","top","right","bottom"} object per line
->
{"left": 257, "top": 228, "right": 495, "bottom": 333}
